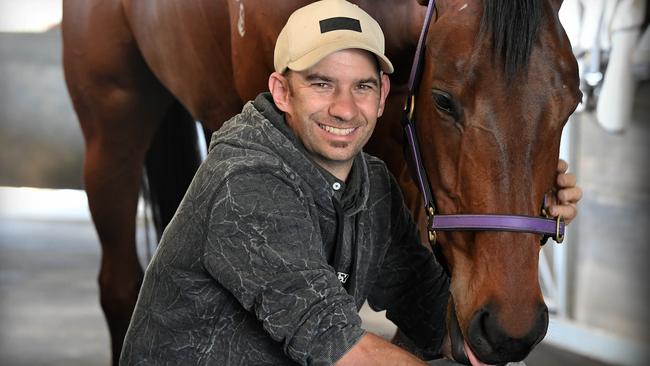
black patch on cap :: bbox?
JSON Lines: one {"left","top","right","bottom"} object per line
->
{"left": 319, "top": 17, "right": 362, "bottom": 33}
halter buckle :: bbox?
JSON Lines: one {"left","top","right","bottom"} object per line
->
{"left": 427, "top": 205, "right": 437, "bottom": 245}
{"left": 404, "top": 94, "right": 416, "bottom": 122}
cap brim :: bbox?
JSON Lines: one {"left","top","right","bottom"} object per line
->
{"left": 286, "top": 40, "right": 394, "bottom": 74}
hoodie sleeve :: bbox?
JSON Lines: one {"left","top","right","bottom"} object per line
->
{"left": 202, "top": 170, "right": 365, "bottom": 366}
{"left": 367, "top": 174, "right": 450, "bottom": 357}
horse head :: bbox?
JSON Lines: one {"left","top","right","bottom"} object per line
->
{"left": 413, "top": 0, "right": 581, "bottom": 363}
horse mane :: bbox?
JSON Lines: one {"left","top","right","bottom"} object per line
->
{"left": 480, "top": 0, "right": 543, "bottom": 79}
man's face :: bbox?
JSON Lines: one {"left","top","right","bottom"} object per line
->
{"left": 278, "top": 49, "right": 390, "bottom": 178}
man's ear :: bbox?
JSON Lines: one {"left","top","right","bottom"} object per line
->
{"left": 268, "top": 72, "right": 291, "bottom": 113}
{"left": 378, "top": 73, "right": 391, "bottom": 118}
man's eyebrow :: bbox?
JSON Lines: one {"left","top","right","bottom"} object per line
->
{"left": 305, "top": 73, "right": 334, "bottom": 82}
{"left": 305, "top": 73, "right": 379, "bottom": 86}
{"left": 358, "top": 77, "right": 379, "bottom": 86}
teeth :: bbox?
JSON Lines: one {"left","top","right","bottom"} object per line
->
{"left": 319, "top": 124, "right": 356, "bottom": 136}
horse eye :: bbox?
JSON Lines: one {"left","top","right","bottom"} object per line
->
{"left": 432, "top": 90, "right": 457, "bottom": 118}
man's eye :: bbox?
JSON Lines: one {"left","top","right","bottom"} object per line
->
{"left": 313, "top": 82, "right": 330, "bottom": 88}
{"left": 357, "top": 84, "right": 375, "bottom": 91}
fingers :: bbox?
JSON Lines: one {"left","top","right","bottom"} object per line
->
{"left": 546, "top": 159, "right": 580, "bottom": 224}
{"left": 557, "top": 186, "right": 582, "bottom": 203}
{"left": 557, "top": 159, "right": 569, "bottom": 174}
{"left": 548, "top": 203, "right": 577, "bottom": 224}
{"left": 556, "top": 171, "right": 576, "bottom": 189}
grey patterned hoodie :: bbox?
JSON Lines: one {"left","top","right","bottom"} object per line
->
{"left": 120, "top": 93, "right": 449, "bottom": 366}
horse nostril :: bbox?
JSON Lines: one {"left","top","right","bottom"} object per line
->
{"left": 466, "top": 303, "right": 549, "bottom": 364}
{"left": 467, "top": 307, "right": 493, "bottom": 357}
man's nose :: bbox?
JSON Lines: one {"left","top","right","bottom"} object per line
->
{"left": 328, "top": 90, "right": 358, "bottom": 122}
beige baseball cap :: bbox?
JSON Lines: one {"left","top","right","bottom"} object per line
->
{"left": 274, "top": 0, "right": 394, "bottom": 74}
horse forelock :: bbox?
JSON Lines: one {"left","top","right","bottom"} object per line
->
{"left": 479, "top": 0, "right": 544, "bottom": 80}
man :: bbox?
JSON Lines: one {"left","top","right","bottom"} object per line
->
{"left": 120, "top": 1, "right": 582, "bottom": 365}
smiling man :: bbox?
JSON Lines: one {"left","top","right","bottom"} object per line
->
{"left": 269, "top": 48, "right": 389, "bottom": 181}
{"left": 119, "top": 1, "right": 581, "bottom": 365}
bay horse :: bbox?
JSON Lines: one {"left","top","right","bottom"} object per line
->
{"left": 62, "top": 0, "right": 580, "bottom": 364}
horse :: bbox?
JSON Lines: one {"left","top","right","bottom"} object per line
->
{"left": 61, "top": 0, "right": 581, "bottom": 364}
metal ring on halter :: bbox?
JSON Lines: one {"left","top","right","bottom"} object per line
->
{"left": 555, "top": 215, "right": 564, "bottom": 243}
{"left": 428, "top": 230, "right": 437, "bottom": 245}
{"left": 427, "top": 206, "right": 437, "bottom": 244}
{"left": 404, "top": 94, "right": 416, "bottom": 122}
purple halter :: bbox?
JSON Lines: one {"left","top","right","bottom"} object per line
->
{"left": 401, "top": 0, "right": 565, "bottom": 245}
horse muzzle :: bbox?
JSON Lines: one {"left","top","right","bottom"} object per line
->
{"left": 450, "top": 302, "right": 549, "bottom": 365}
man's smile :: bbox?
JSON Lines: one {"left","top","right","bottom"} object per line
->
{"left": 317, "top": 123, "right": 358, "bottom": 136}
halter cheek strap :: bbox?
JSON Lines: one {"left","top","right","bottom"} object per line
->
{"left": 402, "top": 0, "right": 565, "bottom": 245}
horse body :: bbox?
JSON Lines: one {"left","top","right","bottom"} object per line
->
{"left": 62, "top": 0, "right": 579, "bottom": 364}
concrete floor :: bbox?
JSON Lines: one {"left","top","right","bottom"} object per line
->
{"left": 0, "top": 219, "right": 109, "bottom": 366}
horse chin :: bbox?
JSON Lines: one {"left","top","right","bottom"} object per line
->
{"left": 449, "top": 304, "right": 473, "bottom": 365}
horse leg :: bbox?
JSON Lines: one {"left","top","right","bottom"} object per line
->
{"left": 71, "top": 91, "right": 172, "bottom": 364}
{"left": 62, "top": 1, "right": 173, "bottom": 362}
{"left": 85, "top": 128, "right": 148, "bottom": 364}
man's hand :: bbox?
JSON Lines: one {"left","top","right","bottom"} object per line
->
{"left": 545, "top": 159, "right": 582, "bottom": 224}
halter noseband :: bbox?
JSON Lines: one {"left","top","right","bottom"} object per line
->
{"left": 401, "top": 0, "right": 565, "bottom": 245}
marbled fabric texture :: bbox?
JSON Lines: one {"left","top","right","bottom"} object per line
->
{"left": 120, "top": 93, "right": 449, "bottom": 365}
